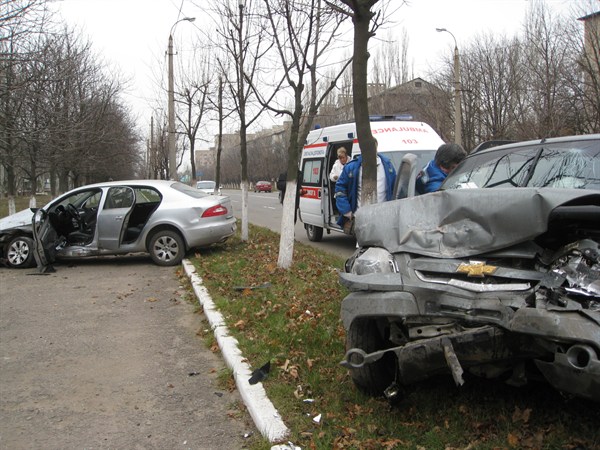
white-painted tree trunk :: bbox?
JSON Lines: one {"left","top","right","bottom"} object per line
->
{"left": 277, "top": 180, "right": 297, "bottom": 269}
{"left": 29, "top": 196, "right": 36, "bottom": 208}
{"left": 8, "top": 196, "right": 16, "bottom": 216}
{"left": 241, "top": 180, "right": 249, "bottom": 241}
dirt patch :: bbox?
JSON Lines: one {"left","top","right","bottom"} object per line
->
{"left": 0, "top": 256, "right": 253, "bottom": 449}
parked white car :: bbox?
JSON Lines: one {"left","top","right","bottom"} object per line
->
{"left": 196, "top": 180, "right": 221, "bottom": 195}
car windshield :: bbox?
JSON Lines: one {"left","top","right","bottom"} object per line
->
{"left": 197, "top": 181, "right": 216, "bottom": 189}
{"left": 442, "top": 140, "right": 600, "bottom": 190}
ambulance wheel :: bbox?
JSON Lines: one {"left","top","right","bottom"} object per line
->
{"left": 305, "top": 224, "right": 323, "bottom": 242}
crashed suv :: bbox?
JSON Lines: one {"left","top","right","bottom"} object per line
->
{"left": 340, "top": 134, "right": 600, "bottom": 402}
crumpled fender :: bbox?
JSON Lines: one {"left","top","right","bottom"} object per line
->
{"left": 340, "top": 291, "right": 418, "bottom": 330}
{"left": 509, "top": 307, "right": 600, "bottom": 348}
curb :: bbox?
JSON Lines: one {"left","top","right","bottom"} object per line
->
{"left": 182, "top": 259, "right": 290, "bottom": 443}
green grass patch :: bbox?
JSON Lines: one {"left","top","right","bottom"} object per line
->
{"left": 190, "top": 224, "right": 599, "bottom": 449}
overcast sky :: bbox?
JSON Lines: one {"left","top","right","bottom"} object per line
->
{"left": 51, "top": 0, "right": 586, "bottom": 147}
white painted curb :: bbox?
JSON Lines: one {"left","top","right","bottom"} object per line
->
{"left": 182, "top": 260, "right": 290, "bottom": 443}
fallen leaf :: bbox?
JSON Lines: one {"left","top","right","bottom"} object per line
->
{"left": 507, "top": 432, "right": 520, "bottom": 448}
{"left": 512, "top": 406, "right": 531, "bottom": 424}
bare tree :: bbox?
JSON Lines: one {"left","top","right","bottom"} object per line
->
{"left": 334, "top": 0, "right": 384, "bottom": 207}
{"left": 208, "top": 0, "right": 269, "bottom": 241}
{"left": 562, "top": 2, "right": 600, "bottom": 133}
{"left": 243, "top": 0, "right": 350, "bottom": 267}
{"left": 174, "top": 42, "right": 212, "bottom": 183}
{"left": 2, "top": 20, "right": 139, "bottom": 199}
{"left": 520, "top": 0, "right": 574, "bottom": 138}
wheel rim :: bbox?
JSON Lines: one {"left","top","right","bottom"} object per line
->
{"left": 152, "top": 235, "right": 180, "bottom": 262}
{"left": 8, "top": 240, "right": 30, "bottom": 266}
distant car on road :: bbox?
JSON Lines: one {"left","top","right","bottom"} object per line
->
{"left": 254, "top": 181, "right": 272, "bottom": 193}
{"left": 0, "top": 180, "right": 236, "bottom": 269}
{"left": 196, "top": 180, "right": 221, "bottom": 195}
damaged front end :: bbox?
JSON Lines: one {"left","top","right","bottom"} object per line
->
{"left": 339, "top": 189, "right": 600, "bottom": 402}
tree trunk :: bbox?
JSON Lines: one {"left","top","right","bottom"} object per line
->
{"left": 277, "top": 100, "right": 304, "bottom": 269}
{"left": 349, "top": 0, "right": 378, "bottom": 206}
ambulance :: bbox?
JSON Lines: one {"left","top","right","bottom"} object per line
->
{"left": 298, "top": 117, "right": 445, "bottom": 241}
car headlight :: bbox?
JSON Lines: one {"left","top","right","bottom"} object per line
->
{"left": 348, "top": 247, "right": 398, "bottom": 275}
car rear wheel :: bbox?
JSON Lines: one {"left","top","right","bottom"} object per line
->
{"left": 148, "top": 230, "right": 185, "bottom": 266}
{"left": 346, "top": 318, "right": 396, "bottom": 396}
{"left": 6, "top": 236, "right": 36, "bottom": 268}
{"left": 305, "top": 224, "right": 323, "bottom": 242}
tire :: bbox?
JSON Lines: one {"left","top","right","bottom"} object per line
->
{"left": 305, "top": 224, "right": 323, "bottom": 242}
{"left": 346, "top": 318, "right": 396, "bottom": 396}
{"left": 148, "top": 230, "right": 185, "bottom": 266}
{"left": 6, "top": 236, "right": 36, "bottom": 269}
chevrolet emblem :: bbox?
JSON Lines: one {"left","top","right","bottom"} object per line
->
{"left": 456, "top": 261, "right": 497, "bottom": 277}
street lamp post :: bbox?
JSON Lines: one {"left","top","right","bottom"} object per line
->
{"left": 167, "top": 17, "right": 195, "bottom": 181}
{"left": 436, "top": 28, "right": 462, "bottom": 147}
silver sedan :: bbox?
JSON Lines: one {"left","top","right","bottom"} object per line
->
{"left": 0, "top": 180, "right": 236, "bottom": 269}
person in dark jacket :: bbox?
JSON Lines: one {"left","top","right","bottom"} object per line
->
{"left": 415, "top": 143, "right": 467, "bottom": 194}
{"left": 334, "top": 153, "right": 396, "bottom": 229}
{"left": 277, "top": 172, "right": 287, "bottom": 204}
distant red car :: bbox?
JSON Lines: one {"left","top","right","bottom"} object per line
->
{"left": 254, "top": 181, "right": 272, "bottom": 193}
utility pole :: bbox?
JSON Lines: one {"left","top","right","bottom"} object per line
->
{"left": 436, "top": 28, "right": 462, "bottom": 147}
{"left": 167, "top": 17, "right": 195, "bottom": 181}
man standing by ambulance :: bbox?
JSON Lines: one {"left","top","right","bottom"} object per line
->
{"left": 334, "top": 152, "right": 396, "bottom": 234}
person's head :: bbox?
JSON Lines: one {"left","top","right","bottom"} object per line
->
{"left": 337, "top": 147, "right": 348, "bottom": 164}
{"left": 434, "top": 143, "right": 467, "bottom": 173}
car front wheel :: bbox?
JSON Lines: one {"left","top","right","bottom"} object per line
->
{"left": 305, "top": 224, "right": 323, "bottom": 242}
{"left": 6, "top": 236, "right": 36, "bottom": 268}
{"left": 346, "top": 318, "right": 396, "bottom": 396}
{"left": 148, "top": 230, "right": 185, "bottom": 266}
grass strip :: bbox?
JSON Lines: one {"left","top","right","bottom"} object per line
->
{"left": 189, "top": 223, "right": 599, "bottom": 450}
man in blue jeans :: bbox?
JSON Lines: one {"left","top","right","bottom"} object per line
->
{"left": 415, "top": 143, "right": 467, "bottom": 194}
{"left": 335, "top": 152, "right": 396, "bottom": 232}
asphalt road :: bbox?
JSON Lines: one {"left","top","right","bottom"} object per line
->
{"left": 224, "top": 189, "right": 357, "bottom": 259}
{"left": 0, "top": 257, "right": 252, "bottom": 449}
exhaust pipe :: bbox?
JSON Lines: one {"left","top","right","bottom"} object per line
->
{"left": 566, "top": 345, "right": 598, "bottom": 369}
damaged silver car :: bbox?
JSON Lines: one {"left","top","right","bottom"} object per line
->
{"left": 0, "top": 180, "right": 236, "bottom": 269}
{"left": 340, "top": 135, "right": 600, "bottom": 402}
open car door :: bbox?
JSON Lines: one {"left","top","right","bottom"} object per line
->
{"left": 31, "top": 208, "right": 59, "bottom": 272}
{"left": 97, "top": 186, "right": 135, "bottom": 250}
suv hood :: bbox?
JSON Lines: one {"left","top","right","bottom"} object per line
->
{"left": 354, "top": 188, "right": 600, "bottom": 258}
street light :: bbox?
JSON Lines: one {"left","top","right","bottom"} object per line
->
{"left": 167, "top": 16, "right": 195, "bottom": 180}
{"left": 436, "top": 27, "right": 462, "bottom": 147}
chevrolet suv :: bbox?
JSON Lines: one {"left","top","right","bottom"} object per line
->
{"left": 340, "top": 135, "right": 600, "bottom": 402}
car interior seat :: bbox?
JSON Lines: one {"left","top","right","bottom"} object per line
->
{"left": 393, "top": 153, "right": 418, "bottom": 200}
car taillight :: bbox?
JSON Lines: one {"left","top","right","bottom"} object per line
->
{"left": 202, "top": 204, "right": 228, "bottom": 218}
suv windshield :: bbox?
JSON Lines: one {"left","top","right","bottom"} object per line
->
{"left": 442, "top": 140, "right": 600, "bottom": 190}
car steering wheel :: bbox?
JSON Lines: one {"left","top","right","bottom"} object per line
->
{"left": 66, "top": 204, "right": 85, "bottom": 228}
